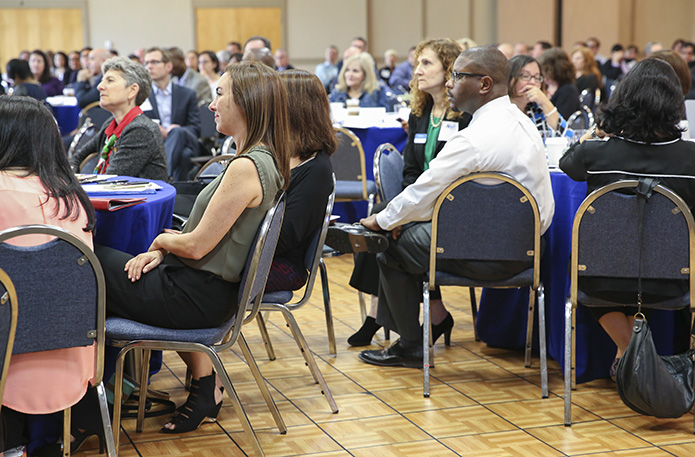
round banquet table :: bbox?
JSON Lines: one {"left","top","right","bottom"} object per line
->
{"left": 49, "top": 101, "right": 81, "bottom": 136}
{"left": 332, "top": 125, "right": 408, "bottom": 222}
{"left": 86, "top": 177, "right": 176, "bottom": 255}
{"left": 475, "top": 171, "right": 691, "bottom": 383}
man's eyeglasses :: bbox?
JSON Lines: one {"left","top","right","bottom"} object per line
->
{"left": 450, "top": 71, "right": 487, "bottom": 82}
{"left": 144, "top": 60, "right": 163, "bottom": 66}
{"left": 518, "top": 72, "right": 544, "bottom": 83}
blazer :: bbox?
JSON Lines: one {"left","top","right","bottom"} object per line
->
{"left": 180, "top": 69, "right": 212, "bottom": 105}
{"left": 143, "top": 83, "right": 201, "bottom": 138}
{"left": 74, "top": 74, "right": 102, "bottom": 108}
{"left": 70, "top": 114, "right": 169, "bottom": 181}
{"left": 402, "top": 103, "right": 472, "bottom": 188}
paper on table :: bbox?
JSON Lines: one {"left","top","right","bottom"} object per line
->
{"left": 82, "top": 182, "right": 162, "bottom": 195}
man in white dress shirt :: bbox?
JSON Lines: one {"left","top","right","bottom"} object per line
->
{"left": 358, "top": 46, "right": 555, "bottom": 367}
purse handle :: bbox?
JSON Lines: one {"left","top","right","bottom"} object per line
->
{"left": 635, "top": 177, "right": 660, "bottom": 315}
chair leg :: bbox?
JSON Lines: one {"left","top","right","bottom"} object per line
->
{"left": 537, "top": 284, "right": 548, "bottom": 399}
{"left": 525, "top": 287, "right": 536, "bottom": 368}
{"left": 256, "top": 312, "right": 276, "bottom": 361}
{"left": 64, "top": 406, "right": 72, "bottom": 457}
{"left": 280, "top": 306, "right": 338, "bottom": 413}
{"left": 208, "top": 351, "right": 265, "bottom": 457}
{"left": 237, "top": 333, "right": 287, "bottom": 434}
{"left": 96, "top": 382, "right": 118, "bottom": 457}
{"left": 564, "top": 296, "right": 574, "bottom": 426}
{"left": 469, "top": 287, "right": 479, "bottom": 342}
{"left": 319, "top": 259, "right": 337, "bottom": 356}
{"left": 423, "top": 282, "right": 432, "bottom": 398}
{"left": 112, "top": 346, "right": 131, "bottom": 452}
{"left": 136, "top": 349, "right": 151, "bottom": 433}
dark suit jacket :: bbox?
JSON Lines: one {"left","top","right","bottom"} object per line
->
{"left": 74, "top": 74, "right": 103, "bottom": 108}
{"left": 143, "top": 83, "right": 201, "bottom": 138}
{"left": 402, "top": 103, "right": 472, "bottom": 188}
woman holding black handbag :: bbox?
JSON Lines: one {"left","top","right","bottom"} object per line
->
{"left": 560, "top": 58, "right": 695, "bottom": 380}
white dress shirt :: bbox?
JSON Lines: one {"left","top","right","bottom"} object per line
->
{"left": 376, "top": 95, "right": 555, "bottom": 234}
{"left": 152, "top": 79, "right": 173, "bottom": 129}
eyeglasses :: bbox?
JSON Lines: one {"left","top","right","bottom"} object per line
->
{"left": 144, "top": 60, "right": 163, "bottom": 66}
{"left": 518, "top": 72, "right": 544, "bottom": 83}
{"left": 450, "top": 71, "right": 487, "bottom": 82}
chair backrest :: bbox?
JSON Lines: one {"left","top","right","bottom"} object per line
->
{"left": 79, "top": 152, "right": 99, "bottom": 173}
{"left": 220, "top": 136, "right": 236, "bottom": 156}
{"left": 0, "top": 268, "right": 18, "bottom": 410}
{"left": 332, "top": 126, "right": 368, "bottom": 200}
{"left": 80, "top": 101, "right": 112, "bottom": 130}
{"left": 219, "top": 192, "right": 285, "bottom": 347}
{"left": 68, "top": 119, "right": 96, "bottom": 157}
{"left": 373, "top": 143, "right": 404, "bottom": 202}
{"left": 195, "top": 154, "right": 235, "bottom": 182}
{"left": 198, "top": 103, "right": 218, "bottom": 140}
{"left": 579, "top": 88, "right": 595, "bottom": 114}
{"left": 566, "top": 106, "right": 595, "bottom": 131}
{"left": 0, "top": 225, "right": 106, "bottom": 384}
{"left": 570, "top": 180, "right": 695, "bottom": 307}
{"left": 429, "top": 172, "right": 541, "bottom": 288}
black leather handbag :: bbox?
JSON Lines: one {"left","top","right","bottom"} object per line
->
{"left": 614, "top": 177, "right": 695, "bottom": 418}
{"left": 615, "top": 316, "right": 695, "bottom": 418}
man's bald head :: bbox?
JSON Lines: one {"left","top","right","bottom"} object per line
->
{"left": 459, "top": 46, "right": 510, "bottom": 90}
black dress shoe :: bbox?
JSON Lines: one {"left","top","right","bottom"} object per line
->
{"left": 325, "top": 223, "right": 389, "bottom": 254}
{"left": 358, "top": 339, "right": 423, "bottom": 368}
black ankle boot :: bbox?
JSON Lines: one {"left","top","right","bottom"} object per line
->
{"left": 348, "top": 316, "right": 382, "bottom": 346}
{"left": 161, "top": 372, "right": 222, "bottom": 434}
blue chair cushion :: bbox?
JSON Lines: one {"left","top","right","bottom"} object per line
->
{"left": 433, "top": 268, "right": 535, "bottom": 288}
{"left": 335, "top": 180, "right": 376, "bottom": 200}
{"left": 106, "top": 317, "right": 234, "bottom": 346}
{"left": 262, "top": 291, "right": 294, "bottom": 305}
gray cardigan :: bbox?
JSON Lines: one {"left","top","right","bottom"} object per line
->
{"left": 70, "top": 114, "right": 169, "bottom": 181}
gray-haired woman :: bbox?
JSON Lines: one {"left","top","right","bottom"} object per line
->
{"left": 69, "top": 56, "right": 168, "bottom": 180}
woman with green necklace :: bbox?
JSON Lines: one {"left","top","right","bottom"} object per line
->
{"left": 347, "top": 38, "right": 472, "bottom": 347}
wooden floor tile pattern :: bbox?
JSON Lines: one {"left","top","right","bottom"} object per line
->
{"left": 77, "top": 255, "right": 695, "bottom": 456}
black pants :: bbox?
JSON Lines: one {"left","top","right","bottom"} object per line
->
{"left": 95, "top": 245, "right": 239, "bottom": 329}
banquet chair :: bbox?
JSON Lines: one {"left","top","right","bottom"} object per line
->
{"left": 194, "top": 153, "right": 236, "bottom": 183}
{"left": 563, "top": 180, "right": 695, "bottom": 427}
{"left": 107, "top": 192, "right": 286, "bottom": 457}
{"left": 79, "top": 152, "right": 99, "bottom": 174}
{"left": 197, "top": 103, "right": 219, "bottom": 155}
{"left": 579, "top": 88, "right": 602, "bottom": 116}
{"left": 0, "top": 225, "right": 117, "bottom": 457}
{"left": 422, "top": 172, "right": 547, "bottom": 399}
{"left": 67, "top": 118, "right": 96, "bottom": 157}
{"left": 80, "top": 101, "right": 111, "bottom": 130}
{"left": 566, "top": 106, "right": 595, "bottom": 131}
{"left": 332, "top": 126, "right": 376, "bottom": 213}
{"left": 0, "top": 268, "right": 18, "bottom": 412}
{"left": 255, "top": 183, "right": 339, "bottom": 412}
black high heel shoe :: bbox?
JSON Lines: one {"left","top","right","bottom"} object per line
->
{"left": 161, "top": 371, "right": 222, "bottom": 434}
{"left": 430, "top": 312, "right": 454, "bottom": 346}
{"left": 348, "top": 316, "right": 382, "bottom": 346}
{"left": 32, "top": 429, "right": 105, "bottom": 456}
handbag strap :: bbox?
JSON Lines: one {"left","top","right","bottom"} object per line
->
{"left": 635, "top": 177, "right": 660, "bottom": 314}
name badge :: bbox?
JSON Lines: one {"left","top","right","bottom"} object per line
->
{"left": 414, "top": 133, "right": 427, "bottom": 144}
{"left": 438, "top": 121, "right": 459, "bottom": 142}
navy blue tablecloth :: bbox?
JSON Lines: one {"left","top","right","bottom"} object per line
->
{"left": 476, "top": 171, "right": 691, "bottom": 383}
{"left": 332, "top": 125, "right": 408, "bottom": 222}
{"left": 51, "top": 104, "right": 81, "bottom": 135}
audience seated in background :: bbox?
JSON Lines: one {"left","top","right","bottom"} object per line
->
{"left": 388, "top": 46, "right": 416, "bottom": 91}
{"left": 69, "top": 56, "right": 168, "bottom": 180}
{"left": 378, "top": 49, "right": 398, "bottom": 84}
{"left": 330, "top": 53, "right": 395, "bottom": 110}
{"left": 531, "top": 40, "right": 552, "bottom": 59}
{"left": 274, "top": 48, "right": 294, "bottom": 71}
{"left": 0, "top": 95, "right": 97, "bottom": 455}
{"left": 244, "top": 35, "right": 272, "bottom": 53}
{"left": 5, "top": 59, "right": 47, "bottom": 101}
{"left": 678, "top": 41, "right": 695, "bottom": 100}
{"left": 52, "top": 51, "right": 71, "bottom": 84}
{"left": 315, "top": 45, "right": 339, "bottom": 92}
{"left": 265, "top": 69, "right": 336, "bottom": 293}
{"left": 356, "top": 46, "right": 554, "bottom": 368}
{"left": 649, "top": 50, "right": 691, "bottom": 96}
{"left": 601, "top": 44, "right": 628, "bottom": 81}
{"left": 508, "top": 54, "right": 572, "bottom": 138}
{"left": 347, "top": 38, "right": 472, "bottom": 347}
{"left": 142, "top": 47, "right": 201, "bottom": 181}
{"left": 185, "top": 50, "right": 198, "bottom": 70}
{"left": 571, "top": 46, "right": 603, "bottom": 96}
{"left": 243, "top": 47, "right": 276, "bottom": 69}
{"left": 538, "top": 47, "right": 580, "bottom": 119}
{"left": 95, "top": 61, "right": 289, "bottom": 434}
{"left": 169, "top": 47, "right": 212, "bottom": 106}
{"left": 497, "top": 43, "right": 513, "bottom": 59}
{"left": 67, "top": 50, "right": 82, "bottom": 85}
{"left": 559, "top": 58, "right": 695, "bottom": 380}
{"left": 586, "top": 36, "right": 607, "bottom": 65}
{"left": 29, "top": 49, "right": 63, "bottom": 96}
{"left": 644, "top": 41, "right": 663, "bottom": 57}
{"left": 74, "top": 48, "right": 111, "bottom": 108}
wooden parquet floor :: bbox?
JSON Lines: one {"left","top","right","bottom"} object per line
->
{"left": 79, "top": 255, "right": 695, "bottom": 456}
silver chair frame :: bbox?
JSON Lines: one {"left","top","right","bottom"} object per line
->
{"left": 563, "top": 180, "right": 695, "bottom": 428}
{"left": 423, "top": 172, "right": 546, "bottom": 398}
{"left": 0, "top": 268, "right": 18, "bottom": 424}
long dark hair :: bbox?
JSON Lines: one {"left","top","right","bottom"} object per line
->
{"left": 598, "top": 59, "right": 684, "bottom": 143}
{"left": 30, "top": 50, "right": 53, "bottom": 84}
{"left": 0, "top": 96, "right": 96, "bottom": 232}
{"left": 280, "top": 69, "right": 337, "bottom": 161}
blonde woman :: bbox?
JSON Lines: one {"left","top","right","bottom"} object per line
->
{"left": 329, "top": 53, "right": 392, "bottom": 109}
